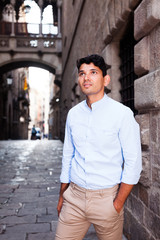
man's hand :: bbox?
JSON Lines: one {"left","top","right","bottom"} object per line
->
{"left": 57, "top": 183, "right": 69, "bottom": 216}
{"left": 113, "top": 197, "right": 124, "bottom": 214}
{"left": 57, "top": 195, "right": 64, "bottom": 216}
{"left": 113, "top": 182, "right": 134, "bottom": 214}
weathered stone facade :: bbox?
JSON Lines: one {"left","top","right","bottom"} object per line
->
{"left": 0, "top": 68, "right": 30, "bottom": 140}
{"left": 60, "top": 0, "right": 160, "bottom": 239}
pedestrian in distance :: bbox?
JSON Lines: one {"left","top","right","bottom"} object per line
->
{"left": 55, "top": 54, "right": 142, "bottom": 240}
{"left": 31, "top": 124, "right": 36, "bottom": 140}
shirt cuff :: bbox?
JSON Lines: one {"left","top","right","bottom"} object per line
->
{"left": 121, "top": 173, "right": 141, "bottom": 185}
{"left": 60, "top": 172, "right": 70, "bottom": 183}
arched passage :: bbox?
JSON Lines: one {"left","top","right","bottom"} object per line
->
{"left": 0, "top": 56, "right": 62, "bottom": 75}
{"left": 0, "top": 59, "right": 55, "bottom": 75}
{"left": 0, "top": 56, "right": 61, "bottom": 140}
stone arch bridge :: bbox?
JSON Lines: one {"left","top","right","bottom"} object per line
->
{"left": 0, "top": 34, "right": 62, "bottom": 79}
{"left": 0, "top": 0, "right": 62, "bottom": 79}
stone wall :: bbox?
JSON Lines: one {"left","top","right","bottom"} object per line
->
{"left": 127, "top": 1, "right": 160, "bottom": 239}
{"left": 61, "top": 0, "right": 160, "bottom": 239}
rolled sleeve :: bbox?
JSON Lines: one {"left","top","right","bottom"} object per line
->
{"left": 119, "top": 108, "right": 142, "bottom": 184}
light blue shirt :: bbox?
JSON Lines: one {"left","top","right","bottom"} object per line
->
{"left": 60, "top": 94, "right": 142, "bottom": 189}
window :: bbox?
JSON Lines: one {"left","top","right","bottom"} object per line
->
{"left": 119, "top": 17, "right": 138, "bottom": 115}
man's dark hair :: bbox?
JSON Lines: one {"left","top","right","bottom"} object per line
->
{"left": 76, "top": 54, "right": 110, "bottom": 77}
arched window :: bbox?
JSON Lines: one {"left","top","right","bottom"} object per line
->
{"left": 42, "top": 5, "right": 57, "bottom": 35}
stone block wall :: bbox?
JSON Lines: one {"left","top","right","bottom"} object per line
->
{"left": 125, "top": 0, "right": 160, "bottom": 239}
{"left": 61, "top": 0, "right": 160, "bottom": 239}
{"left": 124, "top": 110, "right": 160, "bottom": 240}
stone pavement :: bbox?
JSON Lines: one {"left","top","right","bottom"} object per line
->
{"left": 0, "top": 140, "right": 127, "bottom": 240}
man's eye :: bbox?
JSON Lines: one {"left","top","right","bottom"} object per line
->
{"left": 79, "top": 72, "right": 85, "bottom": 76}
{"left": 92, "top": 71, "right": 97, "bottom": 74}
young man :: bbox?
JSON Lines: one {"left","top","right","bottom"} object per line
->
{"left": 55, "top": 54, "right": 142, "bottom": 240}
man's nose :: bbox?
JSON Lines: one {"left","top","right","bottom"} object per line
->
{"left": 84, "top": 73, "right": 89, "bottom": 81}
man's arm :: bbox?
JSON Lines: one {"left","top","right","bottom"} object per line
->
{"left": 113, "top": 182, "right": 133, "bottom": 213}
{"left": 57, "top": 183, "right": 70, "bottom": 216}
{"left": 119, "top": 109, "right": 142, "bottom": 184}
{"left": 57, "top": 112, "right": 75, "bottom": 216}
{"left": 114, "top": 108, "right": 142, "bottom": 214}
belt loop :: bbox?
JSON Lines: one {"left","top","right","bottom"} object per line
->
{"left": 71, "top": 182, "right": 75, "bottom": 189}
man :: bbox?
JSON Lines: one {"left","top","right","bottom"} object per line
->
{"left": 55, "top": 54, "right": 142, "bottom": 240}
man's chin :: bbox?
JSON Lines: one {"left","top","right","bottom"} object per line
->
{"left": 81, "top": 90, "right": 92, "bottom": 96}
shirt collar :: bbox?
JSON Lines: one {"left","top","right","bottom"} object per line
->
{"left": 84, "top": 94, "right": 108, "bottom": 111}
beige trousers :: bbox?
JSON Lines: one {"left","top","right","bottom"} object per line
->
{"left": 55, "top": 182, "right": 124, "bottom": 240}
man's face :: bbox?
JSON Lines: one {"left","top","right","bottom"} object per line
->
{"left": 78, "top": 63, "right": 109, "bottom": 98}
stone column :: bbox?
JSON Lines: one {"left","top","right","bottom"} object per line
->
{"left": 57, "top": 0, "right": 62, "bottom": 37}
{"left": 102, "top": 42, "right": 121, "bottom": 102}
{"left": 10, "top": 0, "right": 15, "bottom": 36}
{"left": 38, "top": 0, "right": 43, "bottom": 37}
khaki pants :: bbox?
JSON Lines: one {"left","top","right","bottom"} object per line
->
{"left": 55, "top": 182, "right": 124, "bottom": 240}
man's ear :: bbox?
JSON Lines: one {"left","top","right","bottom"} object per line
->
{"left": 104, "top": 75, "right": 110, "bottom": 87}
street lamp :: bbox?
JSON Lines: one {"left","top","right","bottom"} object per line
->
{"left": 7, "top": 77, "right": 13, "bottom": 85}
{"left": 22, "top": 5, "right": 31, "bottom": 14}
{"left": 20, "top": 116, "right": 25, "bottom": 123}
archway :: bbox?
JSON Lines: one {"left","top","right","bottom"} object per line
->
{"left": 0, "top": 58, "right": 61, "bottom": 140}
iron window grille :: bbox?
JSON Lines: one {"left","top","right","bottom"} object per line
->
{"left": 119, "top": 20, "right": 138, "bottom": 115}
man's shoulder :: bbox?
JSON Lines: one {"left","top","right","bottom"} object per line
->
{"left": 68, "top": 100, "right": 85, "bottom": 114}
{"left": 106, "top": 96, "right": 133, "bottom": 115}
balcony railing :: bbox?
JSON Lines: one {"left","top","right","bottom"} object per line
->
{"left": 0, "top": 22, "right": 61, "bottom": 52}
{"left": 0, "top": 22, "right": 58, "bottom": 37}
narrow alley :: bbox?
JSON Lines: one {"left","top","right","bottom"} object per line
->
{"left": 0, "top": 140, "right": 98, "bottom": 240}
{"left": 0, "top": 1, "right": 160, "bottom": 239}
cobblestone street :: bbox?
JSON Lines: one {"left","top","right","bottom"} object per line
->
{"left": 0, "top": 140, "right": 128, "bottom": 240}
{"left": 0, "top": 140, "right": 98, "bottom": 240}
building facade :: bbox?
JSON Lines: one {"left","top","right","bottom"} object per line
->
{"left": 60, "top": 0, "right": 160, "bottom": 239}
{"left": 28, "top": 68, "right": 51, "bottom": 140}
{"left": 0, "top": 68, "right": 30, "bottom": 140}
{"left": 49, "top": 73, "right": 61, "bottom": 139}
{"left": 0, "top": 1, "right": 30, "bottom": 140}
